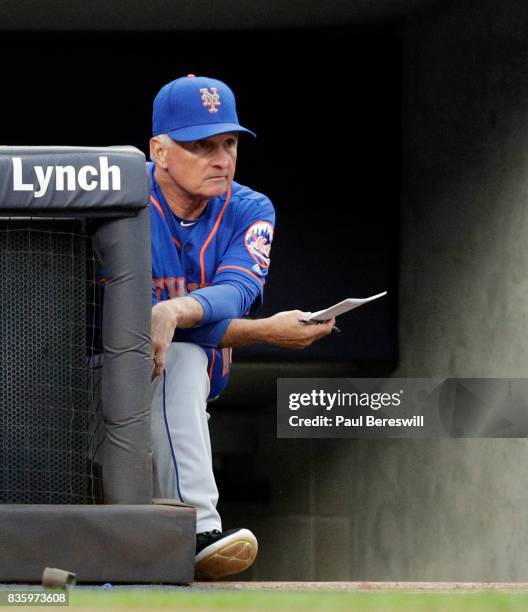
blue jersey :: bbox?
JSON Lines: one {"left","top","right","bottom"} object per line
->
{"left": 149, "top": 163, "right": 275, "bottom": 398}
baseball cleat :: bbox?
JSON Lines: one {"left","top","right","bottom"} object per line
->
{"left": 195, "top": 528, "right": 258, "bottom": 581}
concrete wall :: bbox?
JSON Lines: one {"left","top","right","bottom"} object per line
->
{"left": 220, "top": 0, "right": 528, "bottom": 580}
{"left": 401, "top": 0, "right": 528, "bottom": 378}
{"left": 219, "top": 380, "right": 528, "bottom": 581}
{"left": 353, "top": 0, "right": 528, "bottom": 580}
{"left": 383, "top": 0, "right": 528, "bottom": 580}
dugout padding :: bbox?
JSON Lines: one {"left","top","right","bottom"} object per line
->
{"left": 0, "top": 146, "right": 153, "bottom": 505}
{"left": 0, "top": 502, "right": 196, "bottom": 583}
{"left": 0, "top": 146, "right": 196, "bottom": 584}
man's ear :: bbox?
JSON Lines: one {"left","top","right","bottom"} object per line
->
{"left": 150, "top": 136, "right": 168, "bottom": 168}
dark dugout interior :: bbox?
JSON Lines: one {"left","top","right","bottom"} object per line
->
{"left": 0, "top": 28, "right": 399, "bottom": 368}
{"left": 0, "top": 15, "right": 418, "bottom": 579}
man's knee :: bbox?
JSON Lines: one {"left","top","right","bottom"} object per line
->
{"left": 166, "top": 342, "right": 208, "bottom": 371}
{"left": 164, "top": 342, "right": 210, "bottom": 397}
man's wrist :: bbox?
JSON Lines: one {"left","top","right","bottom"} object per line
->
{"left": 250, "top": 318, "right": 270, "bottom": 344}
{"left": 163, "top": 296, "right": 204, "bottom": 329}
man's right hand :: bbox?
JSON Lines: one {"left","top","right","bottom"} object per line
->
{"left": 151, "top": 296, "right": 205, "bottom": 378}
{"left": 151, "top": 301, "right": 178, "bottom": 378}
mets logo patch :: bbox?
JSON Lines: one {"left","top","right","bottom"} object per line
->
{"left": 244, "top": 221, "right": 273, "bottom": 269}
{"left": 200, "top": 87, "right": 221, "bottom": 113}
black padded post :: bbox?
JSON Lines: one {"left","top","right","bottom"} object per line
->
{"left": 93, "top": 209, "right": 153, "bottom": 503}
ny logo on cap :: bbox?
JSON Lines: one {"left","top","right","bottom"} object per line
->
{"left": 200, "top": 87, "right": 221, "bottom": 113}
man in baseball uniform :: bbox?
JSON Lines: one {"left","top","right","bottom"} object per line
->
{"left": 149, "top": 75, "right": 333, "bottom": 580}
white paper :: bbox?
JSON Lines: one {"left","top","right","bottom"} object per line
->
{"left": 303, "top": 291, "right": 387, "bottom": 322}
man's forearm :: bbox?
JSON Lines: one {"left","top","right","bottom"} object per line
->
{"left": 157, "top": 295, "right": 205, "bottom": 329}
{"left": 219, "top": 310, "right": 334, "bottom": 350}
{"left": 219, "top": 318, "right": 268, "bottom": 348}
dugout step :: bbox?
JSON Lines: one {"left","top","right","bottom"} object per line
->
{"left": 0, "top": 502, "right": 196, "bottom": 584}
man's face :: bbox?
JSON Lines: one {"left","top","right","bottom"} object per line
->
{"left": 163, "top": 132, "right": 238, "bottom": 201}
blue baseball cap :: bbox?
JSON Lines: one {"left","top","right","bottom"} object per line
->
{"left": 152, "top": 74, "right": 256, "bottom": 142}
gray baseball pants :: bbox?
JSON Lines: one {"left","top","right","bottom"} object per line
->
{"left": 151, "top": 342, "right": 222, "bottom": 534}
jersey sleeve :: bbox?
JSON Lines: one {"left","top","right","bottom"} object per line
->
{"left": 191, "top": 196, "right": 275, "bottom": 323}
{"left": 172, "top": 318, "right": 232, "bottom": 348}
{"left": 151, "top": 280, "right": 230, "bottom": 346}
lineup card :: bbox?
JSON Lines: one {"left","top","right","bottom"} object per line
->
{"left": 303, "top": 291, "right": 387, "bottom": 323}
